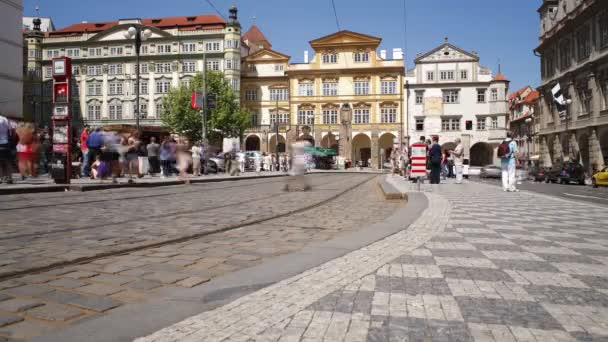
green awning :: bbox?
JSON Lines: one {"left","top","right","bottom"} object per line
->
{"left": 305, "top": 146, "right": 337, "bottom": 157}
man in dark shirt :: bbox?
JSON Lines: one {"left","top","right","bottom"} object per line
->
{"left": 428, "top": 135, "right": 442, "bottom": 184}
{"left": 85, "top": 128, "right": 103, "bottom": 175}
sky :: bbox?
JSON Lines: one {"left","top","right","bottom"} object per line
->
{"left": 24, "top": 0, "right": 542, "bottom": 92}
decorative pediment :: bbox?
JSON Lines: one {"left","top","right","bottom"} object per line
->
{"left": 245, "top": 48, "right": 290, "bottom": 62}
{"left": 298, "top": 78, "right": 314, "bottom": 83}
{"left": 415, "top": 41, "right": 479, "bottom": 64}
{"left": 322, "top": 103, "right": 339, "bottom": 109}
{"left": 309, "top": 30, "right": 382, "bottom": 50}
{"left": 298, "top": 103, "right": 316, "bottom": 110}
{"left": 269, "top": 83, "right": 289, "bottom": 89}
{"left": 270, "top": 107, "right": 290, "bottom": 113}
{"left": 88, "top": 24, "right": 171, "bottom": 42}
{"left": 354, "top": 76, "right": 370, "bottom": 82}
{"left": 322, "top": 77, "right": 338, "bottom": 83}
{"left": 380, "top": 101, "right": 398, "bottom": 107}
{"left": 380, "top": 75, "right": 398, "bottom": 81}
{"left": 353, "top": 102, "right": 371, "bottom": 109}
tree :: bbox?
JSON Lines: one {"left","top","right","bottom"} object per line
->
{"left": 160, "top": 71, "right": 250, "bottom": 143}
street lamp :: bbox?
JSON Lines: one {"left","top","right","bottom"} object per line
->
{"left": 123, "top": 25, "right": 152, "bottom": 132}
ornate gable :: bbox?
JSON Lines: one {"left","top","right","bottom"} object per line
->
{"left": 245, "top": 48, "right": 290, "bottom": 63}
{"left": 88, "top": 24, "right": 171, "bottom": 42}
{"left": 415, "top": 41, "right": 479, "bottom": 64}
{"left": 309, "top": 30, "right": 381, "bottom": 50}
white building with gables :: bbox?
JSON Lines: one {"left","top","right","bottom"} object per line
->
{"left": 406, "top": 38, "right": 510, "bottom": 166}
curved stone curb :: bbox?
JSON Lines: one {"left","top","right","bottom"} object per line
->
{"left": 135, "top": 192, "right": 450, "bottom": 342}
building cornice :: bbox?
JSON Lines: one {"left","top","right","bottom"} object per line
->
{"left": 286, "top": 66, "right": 404, "bottom": 76}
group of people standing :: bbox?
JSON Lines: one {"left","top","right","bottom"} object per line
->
{"left": 426, "top": 136, "right": 465, "bottom": 184}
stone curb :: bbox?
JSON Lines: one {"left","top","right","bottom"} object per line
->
{"left": 378, "top": 175, "right": 407, "bottom": 200}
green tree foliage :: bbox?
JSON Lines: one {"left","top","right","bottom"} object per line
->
{"left": 159, "top": 72, "right": 250, "bottom": 142}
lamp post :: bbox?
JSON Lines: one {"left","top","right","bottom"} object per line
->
{"left": 123, "top": 25, "right": 152, "bottom": 132}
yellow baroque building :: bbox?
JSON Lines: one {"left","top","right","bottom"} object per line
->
{"left": 241, "top": 29, "right": 405, "bottom": 169}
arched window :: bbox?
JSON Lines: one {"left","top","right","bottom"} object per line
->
{"left": 108, "top": 100, "right": 123, "bottom": 120}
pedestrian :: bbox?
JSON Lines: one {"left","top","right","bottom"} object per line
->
{"left": 255, "top": 152, "right": 262, "bottom": 173}
{"left": 0, "top": 115, "right": 13, "bottom": 184}
{"left": 147, "top": 137, "right": 160, "bottom": 176}
{"left": 237, "top": 151, "right": 245, "bottom": 174}
{"left": 441, "top": 150, "right": 448, "bottom": 180}
{"left": 15, "top": 123, "right": 38, "bottom": 179}
{"left": 453, "top": 138, "right": 464, "bottom": 184}
{"left": 191, "top": 142, "right": 202, "bottom": 177}
{"left": 38, "top": 134, "right": 51, "bottom": 175}
{"left": 86, "top": 127, "right": 103, "bottom": 172}
{"left": 104, "top": 131, "right": 122, "bottom": 183}
{"left": 176, "top": 138, "right": 192, "bottom": 184}
{"left": 499, "top": 132, "right": 519, "bottom": 192}
{"left": 136, "top": 136, "right": 148, "bottom": 178}
{"left": 125, "top": 133, "right": 140, "bottom": 183}
{"left": 447, "top": 149, "right": 455, "bottom": 178}
{"left": 224, "top": 151, "right": 232, "bottom": 174}
{"left": 428, "top": 136, "right": 442, "bottom": 184}
{"left": 79, "top": 126, "right": 90, "bottom": 177}
{"left": 159, "top": 137, "right": 172, "bottom": 178}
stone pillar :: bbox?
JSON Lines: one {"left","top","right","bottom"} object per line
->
{"left": 540, "top": 136, "right": 552, "bottom": 167}
{"left": 589, "top": 128, "right": 605, "bottom": 171}
{"left": 566, "top": 80, "right": 578, "bottom": 122}
{"left": 261, "top": 130, "right": 268, "bottom": 153}
{"left": 371, "top": 130, "right": 379, "bottom": 170}
{"left": 589, "top": 72, "right": 601, "bottom": 118}
{"left": 569, "top": 132, "right": 580, "bottom": 162}
{"left": 553, "top": 135, "right": 565, "bottom": 163}
{"left": 313, "top": 128, "right": 322, "bottom": 147}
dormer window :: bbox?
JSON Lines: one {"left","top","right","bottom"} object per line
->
{"left": 152, "top": 19, "right": 161, "bottom": 24}
{"left": 322, "top": 53, "right": 338, "bottom": 64}
{"left": 354, "top": 52, "right": 369, "bottom": 63}
{"left": 186, "top": 16, "right": 196, "bottom": 22}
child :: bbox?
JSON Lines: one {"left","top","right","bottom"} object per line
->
{"left": 91, "top": 155, "right": 110, "bottom": 180}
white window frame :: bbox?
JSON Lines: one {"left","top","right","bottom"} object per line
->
{"left": 155, "top": 80, "right": 171, "bottom": 94}
{"left": 460, "top": 70, "right": 468, "bottom": 80}
{"left": 274, "top": 64, "right": 284, "bottom": 72}
{"left": 245, "top": 89, "right": 257, "bottom": 101}
{"left": 139, "top": 80, "right": 148, "bottom": 95}
{"left": 440, "top": 70, "right": 455, "bottom": 81}
{"left": 44, "top": 66, "right": 52, "bottom": 78}
{"left": 491, "top": 117, "right": 499, "bottom": 129}
{"left": 380, "top": 107, "right": 397, "bottom": 123}
{"left": 156, "top": 63, "right": 172, "bottom": 73}
{"left": 87, "top": 104, "right": 101, "bottom": 120}
{"left": 415, "top": 118, "right": 424, "bottom": 131}
{"left": 108, "top": 102, "right": 123, "bottom": 120}
{"left": 155, "top": 102, "right": 163, "bottom": 118}
{"left": 298, "top": 109, "right": 315, "bottom": 125}
{"left": 323, "top": 109, "right": 338, "bottom": 124}
{"left": 427, "top": 71, "right": 434, "bottom": 81}
{"left": 299, "top": 83, "right": 314, "bottom": 96}
{"left": 354, "top": 52, "right": 369, "bottom": 63}
{"left": 181, "top": 42, "right": 197, "bottom": 53}
{"left": 139, "top": 63, "right": 149, "bottom": 74}
{"left": 109, "top": 46, "right": 123, "bottom": 56}
{"left": 108, "top": 82, "right": 123, "bottom": 96}
{"left": 182, "top": 61, "right": 196, "bottom": 73}
{"left": 66, "top": 48, "right": 80, "bottom": 58}
{"left": 157, "top": 44, "right": 172, "bottom": 54}
{"left": 270, "top": 88, "right": 289, "bottom": 101}
{"left": 270, "top": 113, "right": 289, "bottom": 124}
{"left": 322, "top": 83, "right": 338, "bottom": 96}
{"left": 87, "top": 47, "right": 102, "bottom": 57}
{"left": 140, "top": 45, "right": 149, "bottom": 54}
{"left": 491, "top": 88, "right": 498, "bottom": 101}
{"left": 442, "top": 89, "right": 459, "bottom": 104}
{"left": 381, "top": 81, "right": 396, "bottom": 94}
{"left": 441, "top": 118, "right": 460, "bottom": 131}
{"left": 87, "top": 65, "right": 102, "bottom": 76}
{"left": 477, "top": 117, "right": 486, "bottom": 130}
{"left": 353, "top": 108, "right": 370, "bottom": 124}
{"left": 322, "top": 53, "right": 338, "bottom": 64}
{"left": 477, "top": 89, "right": 486, "bottom": 103}
{"left": 206, "top": 60, "right": 221, "bottom": 71}
{"left": 108, "top": 64, "right": 123, "bottom": 75}
{"left": 87, "top": 83, "right": 102, "bottom": 96}
{"left": 354, "top": 81, "right": 369, "bottom": 95}
{"left": 415, "top": 91, "right": 424, "bottom": 105}
{"left": 205, "top": 41, "right": 221, "bottom": 52}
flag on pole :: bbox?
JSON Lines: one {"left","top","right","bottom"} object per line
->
{"left": 551, "top": 83, "right": 567, "bottom": 117}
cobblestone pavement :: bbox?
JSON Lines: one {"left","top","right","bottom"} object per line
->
{"left": 0, "top": 174, "right": 404, "bottom": 341}
{"left": 138, "top": 179, "right": 608, "bottom": 342}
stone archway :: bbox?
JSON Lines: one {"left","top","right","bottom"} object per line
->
{"left": 352, "top": 133, "right": 371, "bottom": 167}
{"left": 470, "top": 142, "right": 493, "bottom": 166}
{"left": 441, "top": 142, "right": 456, "bottom": 153}
{"left": 379, "top": 133, "right": 397, "bottom": 168}
{"left": 269, "top": 134, "right": 286, "bottom": 154}
{"left": 321, "top": 133, "right": 338, "bottom": 149}
{"left": 245, "top": 135, "right": 261, "bottom": 151}
{"left": 299, "top": 134, "right": 314, "bottom": 146}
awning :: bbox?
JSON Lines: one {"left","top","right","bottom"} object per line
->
{"left": 305, "top": 146, "right": 337, "bottom": 157}
{"left": 529, "top": 155, "right": 540, "bottom": 161}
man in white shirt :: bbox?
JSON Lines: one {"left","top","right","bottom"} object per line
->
{"left": 0, "top": 115, "right": 13, "bottom": 184}
{"left": 453, "top": 138, "right": 464, "bottom": 184}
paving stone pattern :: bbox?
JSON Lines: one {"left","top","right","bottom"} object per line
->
{"left": 138, "top": 180, "right": 608, "bottom": 342}
{"left": 0, "top": 174, "right": 402, "bottom": 341}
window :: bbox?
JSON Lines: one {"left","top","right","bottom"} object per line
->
{"left": 66, "top": 48, "right": 80, "bottom": 58}
{"left": 156, "top": 63, "right": 172, "bottom": 73}
{"left": 181, "top": 79, "right": 192, "bottom": 88}
{"left": 354, "top": 52, "right": 369, "bottom": 63}
{"left": 415, "top": 118, "right": 424, "bottom": 131}
{"left": 322, "top": 53, "right": 337, "bottom": 64}
{"left": 28, "top": 50, "right": 35, "bottom": 58}
{"left": 87, "top": 65, "right": 102, "bottom": 76}
{"left": 248, "top": 64, "right": 257, "bottom": 72}
{"left": 427, "top": 71, "right": 434, "bottom": 81}
{"left": 322, "top": 82, "right": 338, "bottom": 96}
{"left": 139, "top": 63, "right": 148, "bottom": 74}
{"left": 87, "top": 104, "right": 101, "bottom": 120}
{"left": 230, "top": 79, "right": 239, "bottom": 91}
{"left": 465, "top": 120, "right": 473, "bottom": 130}
{"left": 250, "top": 112, "right": 259, "bottom": 126}
{"left": 139, "top": 80, "right": 148, "bottom": 95}
{"left": 138, "top": 103, "right": 148, "bottom": 117}
{"left": 477, "top": 89, "right": 486, "bottom": 103}
{"left": 490, "top": 117, "right": 498, "bottom": 129}
{"left": 182, "top": 61, "right": 196, "bottom": 73}
{"left": 87, "top": 83, "right": 102, "bottom": 96}
{"left": 298, "top": 109, "right": 314, "bottom": 125}
{"left": 323, "top": 109, "right": 338, "bottom": 124}
{"left": 46, "top": 49, "right": 60, "bottom": 59}
{"left": 181, "top": 42, "right": 197, "bottom": 53}
{"left": 87, "top": 47, "right": 102, "bottom": 57}
{"left": 157, "top": 44, "right": 172, "bottom": 54}
{"left": 140, "top": 45, "right": 149, "bottom": 54}
{"left": 109, "top": 46, "right": 123, "bottom": 56}
{"left": 600, "top": 12, "right": 608, "bottom": 49}
{"left": 415, "top": 91, "right": 424, "bottom": 105}
{"left": 381, "top": 81, "right": 396, "bottom": 94}
{"left": 354, "top": 81, "right": 369, "bottom": 95}
{"left": 274, "top": 64, "right": 284, "bottom": 72}
{"left": 205, "top": 41, "right": 221, "bottom": 51}
{"left": 245, "top": 89, "right": 257, "bottom": 101}
{"left": 560, "top": 39, "right": 571, "bottom": 70}
{"left": 299, "top": 83, "right": 314, "bottom": 96}
{"left": 353, "top": 108, "right": 370, "bottom": 124}
{"left": 72, "top": 65, "right": 80, "bottom": 76}
{"left": 576, "top": 25, "right": 591, "bottom": 61}
{"left": 477, "top": 117, "right": 486, "bottom": 130}
{"left": 460, "top": 70, "right": 468, "bottom": 80}
{"left": 108, "top": 64, "right": 123, "bottom": 75}
{"left": 225, "top": 59, "right": 234, "bottom": 70}
{"left": 155, "top": 102, "right": 163, "bottom": 118}
{"left": 108, "top": 103, "right": 122, "bottom": 120}
{"left": 108, "top": 82, "right": 123, "bottom": 95}
{"left": 270, "top": 113, "right": 289, "bottom": 124}
{"left": 441, "top": 118, "right": 460, "bottom": 131}
{"left": 225, "top": 39, "right": 239, "bottom": 49}
{"left": 44, "top": 66, "right": 52, "bottom": 78}
{"left": 491, "top": 88, "right": 498, "bottom": 101}
{"left": 381, "top": 107, "right": 397, "bottom": 123}
{"left": 206, "top": 60, "right": 221, "bottom": 71}
{"left": 440, "top": 71, "right": 455, "bottom": 81}
{"left": 578, "top": 87, "right": 592, "bottom": 114}
{"left": 155, "top": 80, "right": 171, "bottom": 94}
{"left": 442, "top": 89, "right": 459, "bottom": 103}
{"left": 270, "top": 88, "right": 289, "bottom": 101}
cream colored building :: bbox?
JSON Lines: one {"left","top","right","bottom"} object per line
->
{"left": 0, "top": 0, "right": 23, "bottom": 119}
{"left": 241, "top": 30, "right": 405, "bottom": 169}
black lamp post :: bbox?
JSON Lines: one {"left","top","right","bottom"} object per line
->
{"left": 124, "top": 25, "right": 152, "bottom": 132}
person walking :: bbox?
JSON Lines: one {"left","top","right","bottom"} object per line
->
{"left": 453, "top": 138, "right": 464, "bottom": 184}
{"left": 428, "top": 136, "right": 442, "bottom": 184}
{"left": 86, "top": 128, "right": 103, "bottom": 172}
{"left": 500, "top": 132, "right": 519, "bottom": 192}
{"left": 447, "top": 149, "right": 455, "bottom": 178}
{"left": 0, "top": 115, "right": 13, "bottom": 184}
{"left": 191, "top": 142, "right": 202, "bottom": 177}
{"left": 159, "top": 137, "right": 172, "bottom": 178}
{"left": 136, "top": 136, "right": 148, "bottom": 178}
{"left": 147, "top": 137, "right": 160, "bottom": 176}
{"left": 176, "top": 138, "right": 192, "bottom": 184}
{"left": 125, "top": 133, "right": 140, "bottom": 183}
{"left": 79, "top": 126, "right": 90, "bottom": 177}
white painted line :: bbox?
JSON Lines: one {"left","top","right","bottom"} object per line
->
{"left": 563, "top": 193, "right": 608, "bottom": 201}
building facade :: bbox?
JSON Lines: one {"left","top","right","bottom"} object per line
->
{"left": 30, "top": 7, "right": 241, "bottom": 133}
{"left": 241, "top": 29, "right": 405, "bottom": 169}
{"left": 0, "top": 0, "right": 24, "bottom": 119}
{"left": 406, "top": 39, "right": 510, "bottom": 167}
{"left": 508, "top": 86, "right": 540, "bottom": 165}
{"left": 535, "top": 0, "right": 608, "bottom": 173}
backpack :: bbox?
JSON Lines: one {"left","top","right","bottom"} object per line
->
{"left": 497, "top": 141, "right": 510, "bottom": 158}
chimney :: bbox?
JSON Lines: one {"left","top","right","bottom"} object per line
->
{"left": 304, "top": 50, "right": 309, "bottom": 63}
{"left": 393, "top": 48, "right": 403, "bottom": 60}
{"left": 380, "top": 50, "right": 387, "bottom": 59}
{"left": 82, "top": 21, "right": 88, "bottom": 23}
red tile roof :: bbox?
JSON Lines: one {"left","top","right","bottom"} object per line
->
{"left": 509, "top": 85, "right": 529, "bottom": 100}
{"left": 49, "top": 14, "right": 225, "bottom": 37}
{"left": 522, "top": 90, "right": 539, "bottom": 104}
{"left": 243, "top": 25, "right": 270, "bottom": 45}
{"left": 492, "top": 72, "right": 509, "bottom": 82}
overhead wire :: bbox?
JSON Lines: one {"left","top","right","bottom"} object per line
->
{"left": 331, "top": 0, "right": 341, "bottom": 31}
{"left": 204, "top": 0, "right": 226, "bottom": 19}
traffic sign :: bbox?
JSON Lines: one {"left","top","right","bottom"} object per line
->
{"left": 410, "top": 143, "right": 427, "bottom": 178}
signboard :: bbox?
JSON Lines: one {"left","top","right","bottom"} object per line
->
{"left": 191, "top": 91, "right": 204, "bottom": 109}
{"left": 53, "top": 105, "right": 68, "bottom": 118}
{"left": 410, "top": 143, "right": 427, "bottom": 178}
{"left": 53, "top": 59, "right": 66, "bottom": 75}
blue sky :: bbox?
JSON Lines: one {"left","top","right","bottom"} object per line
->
{"left": 25, "top": 0, "right": 541, "bottom": 91}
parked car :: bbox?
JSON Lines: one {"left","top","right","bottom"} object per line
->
{"left": 544, "top": 164, "right": 562, "bottom": 183}
{"left": 558, "top": 162, "right": 586, "bottom": 185}
{"left": 244, "top": 151, "right": 262, "bottom": 171}
{"left": 479, "top": 165, "right": 501, "bottom": 178}
{"left": 207, "top": 153, "right": 226, "bottom": 173}
{"left": 592, "top": 167, "right": 608, "bottom": 188}
{"left": 528, "top": 166, "right": 547, "bottom": 182}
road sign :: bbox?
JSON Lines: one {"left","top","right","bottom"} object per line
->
{"left": 191, "top": 91, "right": 204, "bottom": 109}
{"left": 410, "top": 143, "right": 427, "bottom": 178}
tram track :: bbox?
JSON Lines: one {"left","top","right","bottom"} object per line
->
{"left": 0, "top": 174, "right": 377, "bottom": 281}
